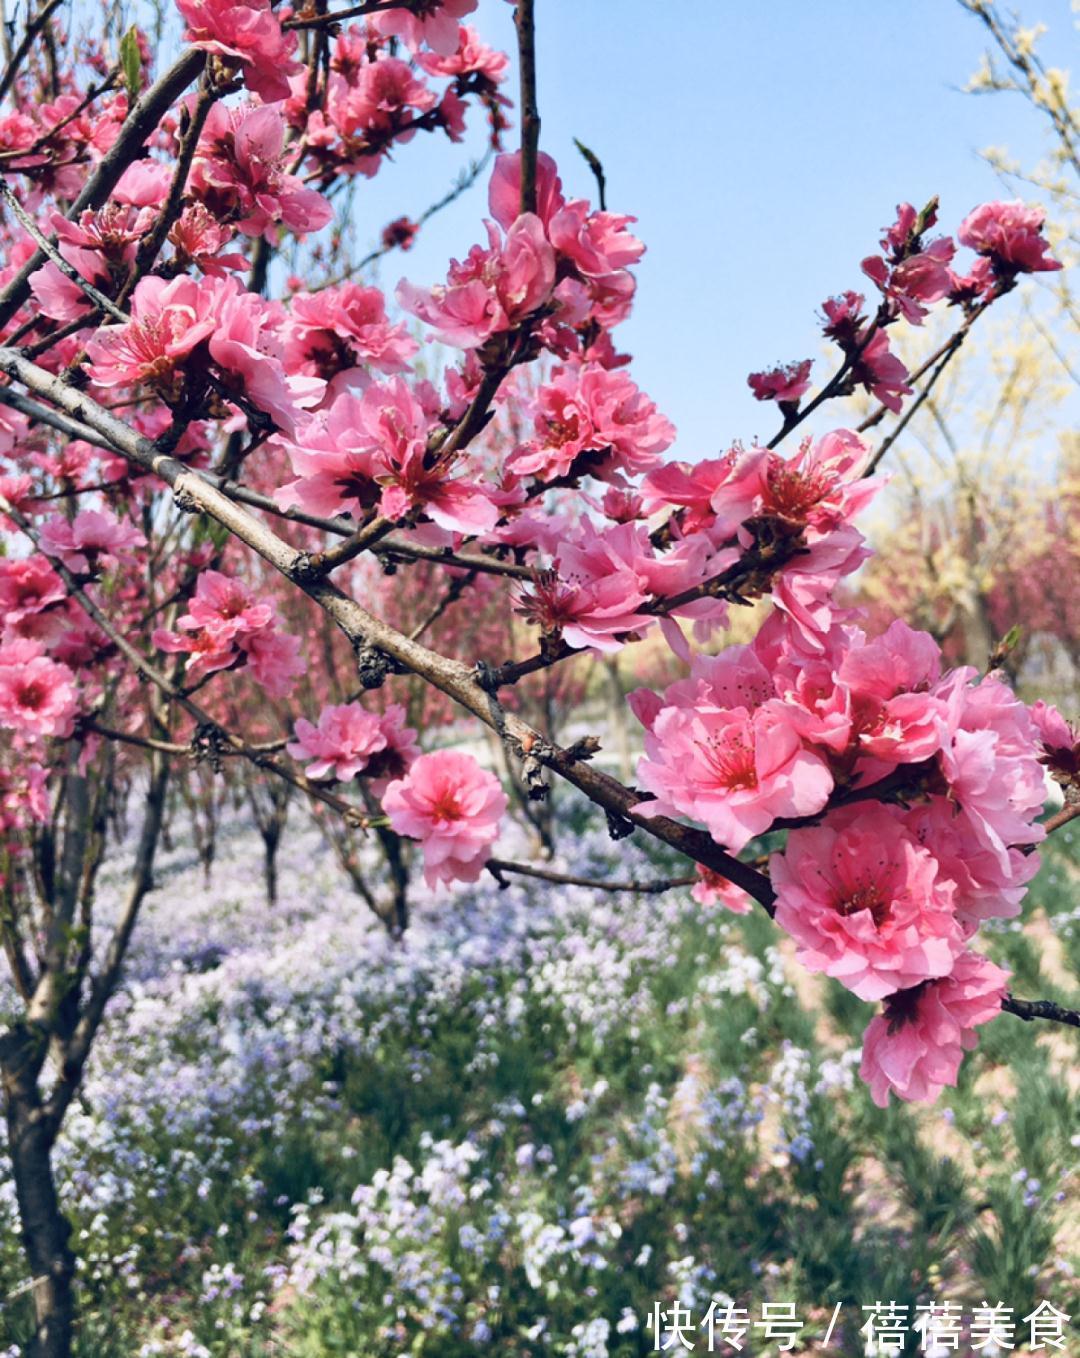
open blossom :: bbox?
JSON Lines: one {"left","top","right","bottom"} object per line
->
{"left": 177, "top": 0, "right": 302, "bottom": 103}
{"left": 515, "top": 520, "right": 654, "bottom": 654}
{"left": 85, "top": 274, "right": 218, "bottom": 399}
{"left": 361, "top": 705, "right": 420, "bottom": 794}
{"left": 397, "top": 213, "right": 555, "bottom": 349}
{"left": 839, "top": 619, "right": 948, "bottom": 766}
{"left": 383, "top": 749, "right": 507, "bottom": 889}
{"left": 191, "top": 102, "right": 333, "bottom": 241}
{"left": 208, "top": 276, "right": 321, "bottom": 436}
{"left": 934, "top": 669, "right": 1047, "bottom": 869}
{"left": 508, "top": 364, "right": 673, "bottom": 483}
{"left": 38, "top": 509, "right": 145, "bottom": 576}
{"left": 91, "top": 272, "right": 318, "bottom": 433}
{"left": 691, "top": 866, "right": 752, "bottom": 914}
{"left": 416, "top": 23, "right": 509, "bottom": 84}
{"left": 905, "top": 795, "right": 1039, "bottom": 928}
{"left": 748, "top": 359, "right": 812, "bottom": 405}
{"left": 859, "top": 951, "right": 1008, "bottom": 1107}
{"left": 337, "top": 55, "right": 437, "bottom": 138}
{"left": 373, "top": 0, "right": 477, "bottom": 56}
{"left": 283, "top": 283, "right": 418, "bottom": 386}
{"left": 1030, "top": 700, "right": 1079, "bottom": 787}
{"left": 957, "top": 200, "right": 1061, "bottom": 277}
{"left": 0, "top": 638, "right": 78, "bottom": 738}
{"left": 631, "top": 645, "right": 833, "bottom": 853}
{"left": 168, "top": 204, "right": 248, "bottom": 277}
{"left": 152, "top": 571, "right": 301, "bottom": 696}
{"left": 755, "top": 429, "right": 877, "bottom": 532}
{"left": 861, "top": 202, "right": 956, "bottom": 324}
{"left": 278, "top": 382, "right": 497, "bottom": 532}
{"left": 771, "top": 803, "right": 965, "bottom": 1002}
{"left": 0, "top": 556, "right": 66, "bottom": 629}
{"left": 288, "top": 704, "right": 392, "bottom": 781}
{"left": 548, "top": 200, "right": 645, "bottom": 278}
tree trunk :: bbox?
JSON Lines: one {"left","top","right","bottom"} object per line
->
{"left": 2, "top": 1031, "right": 73, "bottom": 1358}
{"left": 263, "top": 827, "right": 279, "bottom": 904}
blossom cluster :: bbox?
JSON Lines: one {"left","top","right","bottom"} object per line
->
{"left": 748, "top": 198, "right": 1060, "bottom": 415}
{"left": 0, "top": 0, "right": 1071, "bottom": 1136}
{"left": 630, "top": 603, "right": 1064, "bottom": 1104}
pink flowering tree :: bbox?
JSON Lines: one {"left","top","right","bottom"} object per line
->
{"left": 0, "top": 1, "right": 1078, "bottom": 1353}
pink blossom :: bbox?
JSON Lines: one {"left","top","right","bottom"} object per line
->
{"left": 905, "top": 795, "right": 1039, "bottom": 927}
{"left": 0, "top": 638, "right": 78, "bottom": 738}
{"left": 207, "top": 276, "right": 320, "bottom": 436}
{"left": 748, "top": 359, "right": 812, "bottom": 404}
{"left": 383, "top": 749, "right": 507, "bottom": 889}
{"left": 152, "top": 570, "right": 301, "bottom": 695}
{"left": 176, "top": 0, "right": 303, "bottom": 102}
{"left": 0, "top": 556, "right": 66, "bottom": 628}
{"left": 957, "top": 200, "right": 1061, "bottom": 276}
{"left": 279, "top": 381, "right": 496, "bottom": 532}
{"left": 28, "top": 262, "right": 96, "bottom": 324}
{"left": 168, "top": 204, "right": 248, "bottom": 277}
{"left": 859, "top": 951, "right": 1008, "bottom": 1107}
{"left": 341, "top": 56, "right": 437, "bottom": 137}
{"left": 548, "top": 199, "right": 645, "bottom": 278}
{"left": 1029, "top": 699, "right": 1079, "bottom": 786}
{"left": 283, "top": 283, "right": 418, "bottom": 385}
{"left": 397, "top": 214, "right": 555, "bottom": 349}
{"left": 839, "top": 619, "right": 948, "bottom": 766}
{"left": 238, "top": 625, "right": 304, "bottom": 698}
{"left": 114, "top": 160, "right": 174, "bottom": 206}
{"left": 755, "top": 429, "right": 877, "bottom": 532}
{"left": 821, "top": 290, "right": 866, "bottom": 346}
{"left": 862, "top": 243, "right": 956, "bottom": 324}
{"left": 861, "top": 203, "right": 956, "bottom": 324}
{"left": 508, "top": 363, "right": 673, "bottom": 483}
{"left": 515, "top": 520, "right": 654, "bottom": 654}
{"left": 38, "top": 509, "right": 145, "bottom": 576}
{"left": 417, "top": 24, "right": 509, "bottom": 85}
{"left": 275, "top": 392, "right": 382, "bottom": 519}
{"left": 85, "top": 275, "right": 218, "bottom": 400}
{"left": 772, "top": 803, "right": 965, "bottom": 1002}
{"left": 640, "top": 445, "right": 767, "bottom": 538}
{"left": 191, "top": 102, "right": 333, "bottom": 241}
{"left": 373, "top": 0, "right": 478, "bottom": 56}
{"left": 934, "top": 670, "right": 1047, "bottom": 869}
{"left": 362, "top": 705, "right": 420, "bottom": 794}
{"left": 691, "top": 866, "right": 752, "bottom": 914}
{"left": 181, "top": 570, "right": 274, "bottom": 643}
{"left": 632, "top": 646, "right": 834, "bottom": 853}
{"left": 851, "top": 328, "right": 913, "bottom": 413}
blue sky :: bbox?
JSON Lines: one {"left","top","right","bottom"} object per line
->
{"left": 352, "top": 0, "right": 1073, "bottom": 456}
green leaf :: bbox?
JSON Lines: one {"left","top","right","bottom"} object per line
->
{"left": 120, "top": 26, "right": 142, "bottom": 101}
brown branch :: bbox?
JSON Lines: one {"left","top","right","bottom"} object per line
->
{"left": 1042, "top": 801, "right": 1080, "bottom": 837}
{"left": 283, "top": 0, "right": 411, "bottom": 30}
{"left": 0, "top": 0, "right": 64, "bottom": 103}
{"left": 0, "top": 178, "right": 129, "bottom": 322}
{"left": 486, "top": 858, "right": 694, "bottom": 894}
{"left": 514, "top": 0, "right": 540, "bottom": 216}
{"left": 1001, "top": 993, "right": 1080, "bottom": 1028}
